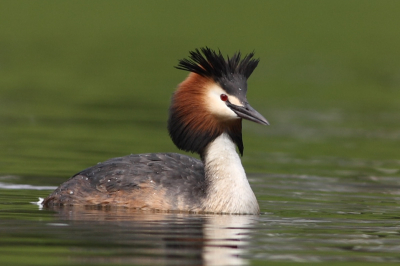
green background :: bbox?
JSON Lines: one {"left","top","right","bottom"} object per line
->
{"left": 1, "top": 0, "right": 399, "bottom": 181}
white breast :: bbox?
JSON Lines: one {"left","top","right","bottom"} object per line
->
{"left": 202, "top": 133, "right": 259, "bottom": 214}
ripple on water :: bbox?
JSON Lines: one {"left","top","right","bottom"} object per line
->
{"left": 1, "top": 173, "right": 400, "bottom": 264}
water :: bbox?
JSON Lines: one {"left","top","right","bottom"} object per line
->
{"left": 1, "top": 1, "right": 400, "bottom": 265}
{"left": 1, "top": 173, "right": 400, "bottom": 265}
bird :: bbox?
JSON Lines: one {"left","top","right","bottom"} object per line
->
{"left": 43, "top": 47, "right": 269, "bottom": 214}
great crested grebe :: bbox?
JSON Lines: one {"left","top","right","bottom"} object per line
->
{"left": 43, "top": 47, "right": 269, "bottom": 214}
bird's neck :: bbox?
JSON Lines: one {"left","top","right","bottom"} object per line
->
{"left": 201, "top": 133, "right": 259, "bottom": 214}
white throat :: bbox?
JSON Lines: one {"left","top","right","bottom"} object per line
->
{"left": 201, "top": 133, "right": 259, "bottom": 214}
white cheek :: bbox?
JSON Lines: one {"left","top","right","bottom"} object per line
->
{"left": 205, "top": 85, "right": 241, "bottom": 121}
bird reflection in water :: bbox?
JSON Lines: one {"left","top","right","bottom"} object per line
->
{"left": 48, "top": 206, "right": 256, "bottom": 266}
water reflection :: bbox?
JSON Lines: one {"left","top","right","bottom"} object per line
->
{"left": 2, "top": 173, "right": 400, "bottom": 264}
{"left": 47, "top": 206, "right": 256, "bottom": 266}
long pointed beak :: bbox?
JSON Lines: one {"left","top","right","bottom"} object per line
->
{"left": 227, "top": 101, "right": 269, "bottom": 125}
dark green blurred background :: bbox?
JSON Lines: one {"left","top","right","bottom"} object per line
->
{"left": 1, "top": 1, "right": 399, "bottom": 182}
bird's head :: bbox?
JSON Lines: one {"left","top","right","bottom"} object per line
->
{"left": 168, "top": 47, "right": 268, "bottom": 156}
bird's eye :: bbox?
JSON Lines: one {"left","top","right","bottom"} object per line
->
{"left": 220, "top": 94, "right": 228, "bottom": 101}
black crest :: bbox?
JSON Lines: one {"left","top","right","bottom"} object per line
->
{"left": 175, "top": 47, "right": 259, "bottom": 79}
{"left": 175, "top": 47, "right": 259, "bottom": 97}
